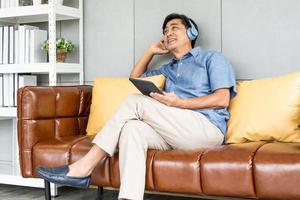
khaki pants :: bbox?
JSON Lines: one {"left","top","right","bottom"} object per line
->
{"left": 93, "top": 94, "right": 224, "bottom": 200}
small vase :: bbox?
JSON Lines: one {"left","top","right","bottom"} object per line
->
{"left": 56, "top": 51, "right": 67, "bottom": 63}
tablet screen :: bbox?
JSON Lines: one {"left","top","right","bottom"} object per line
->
{"left": 129, "top": 78, "right": 164, "bottom": 96}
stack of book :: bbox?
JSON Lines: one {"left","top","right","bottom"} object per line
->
{"left": 0, "top": 74, "right": 37, "bottom": 107}
{"left": 0, "top": 0, "right": 19, "bottom": 8}
{"left": 0, "top": 25, "right": 47, "bottom": 64}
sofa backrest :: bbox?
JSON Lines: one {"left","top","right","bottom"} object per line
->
{"left": 17, "top": 86, "right": 92, "bottom": 177}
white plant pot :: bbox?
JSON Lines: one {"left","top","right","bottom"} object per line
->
{"left": 33, "top": 0, "right": 42, "bottom": 5}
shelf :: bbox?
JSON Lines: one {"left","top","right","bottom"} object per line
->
{"left": 0, "top": 107, "right": 17, "bottom": 118}
{"left": 0, "top": 4, "right": 81, "bottom": 23}
{"left": 0, "top": 174, "right": 44, "bottom": 188}
{"left": 0, "top": 63, "right": 82, "bottom": 74}
{"left": 0, "top": 160, "right": 59, "bottom": 195}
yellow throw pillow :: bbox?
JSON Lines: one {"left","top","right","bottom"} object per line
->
{"left": 86, "top": 75, "right": 165, "bottom": 135}
{"left": 226, "top": 72, "right": 300, "bottom": 143}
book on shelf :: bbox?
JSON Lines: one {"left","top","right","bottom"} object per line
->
{"left": 14, "top": 29, "right": 19, "bottom": 64}
{"left": 30, "top": 29, "right": 47, "bottom": 63}
{"left": 0, "top": 73, "right": 37, "bottom": 107}
{"left": 9, "top": 26, "right": 14, "bottom": 64}
{"left": 0, "top": 0, "right": 19, "bottom": 8}
{"left": 3, "top": 26, "right": 9, "bottom": 64}
{"left": 18, "top": 25, "right": 39, "bottom": 64}
{"left": 0, "top": 25, "right": 48, "bottom": 65}
{"left": 0, "top": 25, "right": 13, "bottom": 64}
{"left": 25, "top": 29, "right": 30, "bottom": 64}
{"left": 18, "top": 75, "right": 37, "bottom": 88}
{"left": 0, "top": 74, "right": 3, "bottom": 107}
{"left": 0, "top": 26, "right": 3, "bottom": 64}
{"left": 14, "top": 73, "right": 18, "bottom": 107}
{"left": 3, "top": 73, "right": 14, "bottom": 107}
{"left": 0, "top": 0, "right": 6, "bottom": 8}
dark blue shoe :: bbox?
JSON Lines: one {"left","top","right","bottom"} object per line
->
{"left": 36, "top": 165, "right": 91, "bottom": 189}
{"left": 37, "top": 165, "right": 69, "bottom": 175}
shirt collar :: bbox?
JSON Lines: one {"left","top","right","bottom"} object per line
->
{"left": 170, "top": 46, "right": 202, "bottom": 64}
{"left": 190, "top": 46, "right": 202, "bottom": 57}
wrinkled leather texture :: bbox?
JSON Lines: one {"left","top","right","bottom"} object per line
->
{"left": 17, "top": 86, "right": 300, "bottom": 199}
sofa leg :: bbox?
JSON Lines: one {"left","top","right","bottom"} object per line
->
{"left": 98, "top": 186, "right": 104, "bottom": 200}
{"left": 44, "top": 180, "right": 51, "bottom": 200}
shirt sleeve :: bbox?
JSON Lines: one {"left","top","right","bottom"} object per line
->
{"left": 207, "top": 52, "right": 237, "bottom": 98}
{"left": 141, "top": 64, "right": 168, "bottom": 77}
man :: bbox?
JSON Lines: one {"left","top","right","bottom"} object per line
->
{"left": 37, "top": 13, "right": 236, "bottom": 200}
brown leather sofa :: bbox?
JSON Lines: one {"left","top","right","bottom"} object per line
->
{"left": 17, "top": 86, "right": 300, "bottom": 200}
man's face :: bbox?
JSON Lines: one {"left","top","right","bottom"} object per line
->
{"left": 163, "top": 18, "right": 191, "bottom": 51}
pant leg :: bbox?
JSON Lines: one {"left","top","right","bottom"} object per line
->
{"left": 117, "top": 120, "right": 170, "bottom": 200}
{"left": 93, "top": 94, "right": 223, "bottom": 156}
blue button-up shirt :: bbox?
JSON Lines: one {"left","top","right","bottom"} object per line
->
{"left": 143, "top": 47, "right": 237, "bottom": 136}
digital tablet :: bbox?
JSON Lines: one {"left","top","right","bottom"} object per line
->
{"left": 129, "top": 78, "right": 164, "bottom": 96}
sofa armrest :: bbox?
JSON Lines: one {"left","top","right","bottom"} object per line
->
{"left": 17, "top": 85, "right": 92, "bottom": 177}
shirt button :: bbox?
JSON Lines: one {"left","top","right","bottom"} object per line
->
{"left": 177, "top": 74, "right": 180, "bottom": 77}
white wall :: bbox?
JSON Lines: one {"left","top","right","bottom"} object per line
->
{"left": 222, "top": 0, "right": 300, "bottom": 79}
{"left": 83, "top": 0, "right": 300, "bottom": 83}
{"left": 84, "top": 0, "right": 134, "bottom": 80}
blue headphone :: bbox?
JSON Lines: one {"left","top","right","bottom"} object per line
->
{"left": 187, "top": 19, "right": 198, "bottom": 40}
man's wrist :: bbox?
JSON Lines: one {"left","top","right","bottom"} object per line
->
{"left": 178, "top": 98, "right": 186, "bottom": 109}
{"left": 146, "top": 49, "right": 155, "bottom": 57}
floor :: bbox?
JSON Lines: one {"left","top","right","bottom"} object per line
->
{"left": 0, "top": 184, "right": 210, "bottom": 200}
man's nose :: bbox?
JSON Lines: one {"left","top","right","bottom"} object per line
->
{"left": 167, "top": 31, "right": 173, "bottom": 37}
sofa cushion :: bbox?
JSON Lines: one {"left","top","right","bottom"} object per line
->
{"left": 201, "top": 142, "right": 265, "bottom": 198}
{"left": 227, "top": 72, "right": 300, "bottom": 143}
{"left": 152, "top": 149, "right": 204, "bottom": 194}
{"left": 86, "top": 75, "right": 165, "bottom": 135}
{"left": 32, "top": 135, "right": 89, "bottom": 177}
{"left": 109, "top": 150, "right": 158, "bottom": 190}
{"left": 254, "top": 142, "right": 300, "bottom": 199}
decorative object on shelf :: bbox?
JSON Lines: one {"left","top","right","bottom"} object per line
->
{"left": 41, "top": 38, "right": 74, "bottom": 63}
{"left": 56, "top": 49, "right": 67, "bottom": 63}
{"left": 19, "top": 0, "right": 32, "bottom": 6}
{"left": 33, "top": 0, "right": 42, "bottom": 5}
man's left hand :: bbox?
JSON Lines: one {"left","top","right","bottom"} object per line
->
{"left": 150, "top": 92, "right": 183, "bottom": 108}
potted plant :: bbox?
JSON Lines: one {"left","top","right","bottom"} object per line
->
{"left": 41, "top": 38, "right": 75, "bottom": 63}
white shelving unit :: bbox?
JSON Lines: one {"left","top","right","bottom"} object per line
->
{"left": 0, "top": 0, "right": 83, "bottom": 195}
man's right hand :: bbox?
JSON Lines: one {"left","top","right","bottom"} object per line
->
{"left": 130, "top": 38, "right": 169, "bottom": 78}
{"left": 148, "top": 38, "right": 169, "bottom": 55}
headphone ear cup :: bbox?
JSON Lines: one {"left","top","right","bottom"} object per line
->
{"left": 187, "top": 28, "right": 196, "bottom": 40}
{"left": 187, "top": 19, "right": 198, "bottom": 40}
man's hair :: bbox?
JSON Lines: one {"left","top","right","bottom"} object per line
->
{"left": 162, "top": 13, "right": 198, "bottom": 48}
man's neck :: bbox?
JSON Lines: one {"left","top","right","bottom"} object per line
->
{"left": 172, "top": 45, "right": 193, "bottom": 60}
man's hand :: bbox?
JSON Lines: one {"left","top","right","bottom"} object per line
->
{"left": 150, "top": 88, "right": 230, "bottom": 110}
{"left": 150, "top": 92, "right": 183, "bottom": 108}
{"left": 130, "top": 38, "right": 169, "bottom": 78}
{"left": 148, "top": 38, "right": 169, "bottom": 55}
